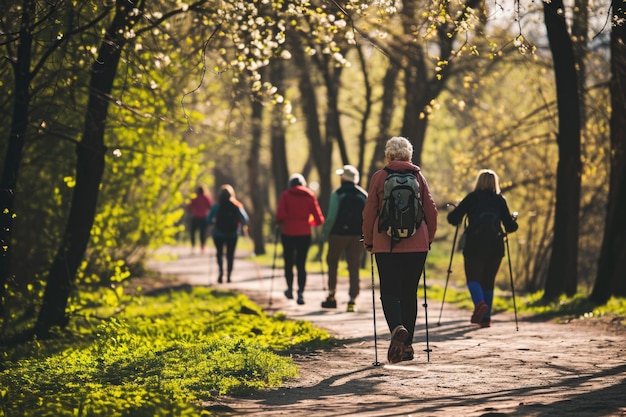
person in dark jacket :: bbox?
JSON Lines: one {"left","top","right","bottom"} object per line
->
{"left": 276, "top": 173, "right": 325, "bottom": 305}
{"left": 321, "top": 165, "right": 368, "bottom": 312}
{"left": 362, "top": 137, "right": 438, "bottom": 363}
{"left": 206, "top": 184, "right": 249, "bottom": 283}
{"left": 447, "top": 169, "right": 518, "bottom": 328}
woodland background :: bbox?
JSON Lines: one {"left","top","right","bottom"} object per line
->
{"left": 0, "top": 0, "right": 624, "bottom": 337}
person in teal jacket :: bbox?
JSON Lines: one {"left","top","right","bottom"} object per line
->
{"left": 206, "top": 184, "right": 249, "bottom": 283}
{"left": 321, "top": 165, "right": 368, "bottom": 312}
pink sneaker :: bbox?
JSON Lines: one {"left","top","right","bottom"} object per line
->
{"left": 471, "top": 301, "right": 488, "bottom": 324}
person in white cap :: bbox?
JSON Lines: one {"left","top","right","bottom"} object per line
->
{"left": 321, "top": 165, "right": 368, "bottom": 312}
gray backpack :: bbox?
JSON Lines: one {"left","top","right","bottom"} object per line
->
{"left": 378, "top": 168, "right": 424, "bottom": 243}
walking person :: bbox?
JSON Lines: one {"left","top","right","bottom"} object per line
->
{"left": 362, "top": 137, "right": 438, "bottom": 363}
{"left": 447, "top": 169, "right": 518, "bottom": 328}
{"left": 186, "top": 185, "right": 213, "bottom": 254}
{"left": 321, "top": 165, "right": 368, "bottom": 312}
{"left": 206, "top": 184, "right": 249, "bottom": 283}
{"left": 276, "top": 173, "right": 325, "bottom": 305}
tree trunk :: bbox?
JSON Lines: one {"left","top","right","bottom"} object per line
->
{"left": 399, "top": 0, "right": 482, "bottom": 166}
{"left": 290, "top": 37, "right": 331, "bottom": 214}
{"left": 366, "top": 64, "right": 399, "bottom": 186}
{"left": 590, "top": 2, "right": 626, "bottom": 303}
{"left": 355, "top": 44, "right": 373, "bottom": 180}
{"left": 246, "top": 95, "right": 266, "bottom": 255}
{"left": 35, "top": 0, "right": 140, "bottom": 335}
{"left": 542, "top": 0, "right": 582, "bottom": 301}
{"left": 0, "top": 0, "right": 36, "bottom": 316}
{"left": 270, "top": 60, "right": 289, "bottom": 208}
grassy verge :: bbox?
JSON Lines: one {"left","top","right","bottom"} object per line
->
{"left": 0, "top": 286, "right": 332, "bottom": 417}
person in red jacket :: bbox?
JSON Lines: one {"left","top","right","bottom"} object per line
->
{"left": 362, "top": 137, "right": 438, "bottom": 363}
{"left": 276, "top": 173, "right": 325, "bottom": 305}
{"left": 186, "top": 185, "right": 213, "bottom": 254}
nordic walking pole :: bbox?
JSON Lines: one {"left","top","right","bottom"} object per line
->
{"left": 437, "top": 202, "right": 458, "bottom": 325}
{"left": 370, "top": 252, "right": 382, "bottom": 366}
{"left": 319, "top": 241, "right": 327, "bottom": 291}
{"left": 506, "top": 211, "right": 519, "bottom": 331}
{"left": 422, "top": 265, "right": 432, "bottom": 362}
{"left": 268, "top": 226, "right": 280, "bottom": 306}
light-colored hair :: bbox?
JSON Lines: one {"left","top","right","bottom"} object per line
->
{"left": 473, "top": 169, "right": 501, "bottom": 194}
{"left": 384, "top": 136, "right": 413, "bottom": 162}
{"left": 218, "top": 184, "right": 237, "bottom": 204}
{"left": 288, "top": 173, "right": 307, "bottom": 187}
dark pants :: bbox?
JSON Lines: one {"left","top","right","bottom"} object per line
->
{"left": 213, "top": 235, "right": 238, "bottom": 277}
{"left": 281, "top": 234, "right": 312, "bottom": 293}
{"left": 190, "top": 218, "right": 208, "bottom": 247}
{"left": 375, "top": 252, "right": 427, "bottom": 346}
{"left": 463, "top": 254, "right": 502, "bottom": 291}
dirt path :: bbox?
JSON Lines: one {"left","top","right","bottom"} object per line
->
{"left": 147, "top": 247, "right": 626, "bottom": 417}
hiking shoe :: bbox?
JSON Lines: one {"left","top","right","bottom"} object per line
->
{"left": 284, "top": 289, "right": 293, "bottom": 300}
{"left": 297, "top": 291, "right": 305, "bottom": 305}
{"left": 402, "top": 345, "right": 414, "bottom": 361}
{"left": 471, "top": 301, "right": 488, "bottom": 324}
{"left": 388, "top": 325, "right": 409, "bottom": 364}
{"left": 321, "top": 297, "right": 337, "bottom": 309}
{"left": 346, "top": 302, "right": 356, "bottom": 312}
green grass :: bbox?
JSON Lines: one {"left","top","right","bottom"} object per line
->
{"left": 0, "top": 286, "right": 332, "bottom": 417}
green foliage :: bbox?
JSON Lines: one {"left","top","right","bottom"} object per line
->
{"left": 0, "top": 287, "right": 330, "bottom": 416}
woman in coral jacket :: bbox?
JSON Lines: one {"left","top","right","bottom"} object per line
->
{"left": 186, "top": 185, "right": 213, "bottom": 253}
{"left": 276, "top": 173, "right": 325, "bottom": 305}
{"left": 362, "top": 137, "right": 438, "bottom": 363}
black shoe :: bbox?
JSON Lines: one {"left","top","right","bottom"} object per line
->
{"left": 321, "top": 296, "right": 337, "bottom": 309}
{"left": 297, "top": 291, "right": 304, "bottom": 305}
{"left": 217, "top": 273, "right": 223, "bottom": 284}
{"left": 284, "top": 289, "right": 293, "bottom": 299}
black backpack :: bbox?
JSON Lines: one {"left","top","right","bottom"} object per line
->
{"left": 467, "top": 194, "right": 503, "bottom": 247}
{"left": 215, "top": 201, "right": 240, "bottom": 234}
{"left": 378, "top": 168, "right": 424, "bottom": 242}
{"left": 332, "top": 188, "right": 365, "bottom": 236}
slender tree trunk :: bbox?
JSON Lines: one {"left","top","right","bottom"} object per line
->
{"left": 246, "top": 95, "right": 266, "bottom": 255}
{"left": 366, "top": 64, "right": 399, "bottom": 186}
{"left": 542, "top": 0, "right": 582, "bottom": 301}
{"left": 290, "top": 37, "right": 331, "bottom": 214}
{"left": 35, "top": 0, "right": 140, "bottom": 335}
{"left": 590, "top": 2, "right": 626, "bottom": 303}
{"left": 355, "top": 44, "right": 373, "bottom": 180}
{"left": 0, "top": 0, "right": 36, "bottom": 316}
{"left": 321, "top": 60, "right": 343, "bottom": 208}
{"left": 269, "top": 60, "right": 289, "bottom": 208}
{"left": 398, "top": 0, "right": 482, "bottom": 166}
{"left": 572, "top": 0, "right": 588, "bottom": 127}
